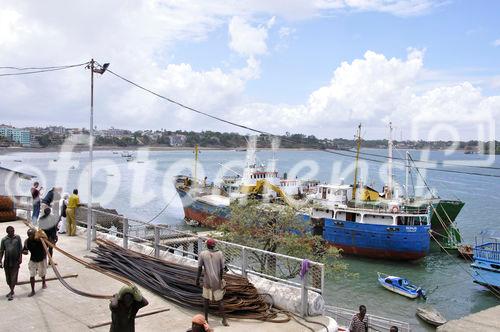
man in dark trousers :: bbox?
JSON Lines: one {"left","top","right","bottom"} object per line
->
{"left": 196, "top": 238, "right": 228, "bottom": 326}
{"left": 23, "top": 228, "right": 47, "bottom": 296}
{"left": 109, "top": 285, "right": 148, "bottom": 332}
{"left": 0, "top": 226, "right": 23, "bottom": 301}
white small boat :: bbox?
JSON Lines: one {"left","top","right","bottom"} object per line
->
{"left": 416, "top": 307, "right": 446, "bottom": 326}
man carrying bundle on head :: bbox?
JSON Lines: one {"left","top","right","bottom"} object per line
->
{"left": 196, "top": 238, "right": 228, "bottom": 326}
{"left": 23, "top": 228, "right": 47, "bottom": 296}
{"left": 38, "top": 207, "right": 58, "bottom": 263}
{"left": 109, "top": 285, "right": 148, "bottom": 332}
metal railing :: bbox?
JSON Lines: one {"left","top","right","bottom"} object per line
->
{"left": 12, "top": 194, "right": 411, "bottom": 326}
{"left": 71, "top": 205, "right": 324, "bottom": 316}
{"left": 474, "top": 242, "right": 500, "bottom": 262}
{"left": 325, "top": 305, "right": 411, "bottom": 332}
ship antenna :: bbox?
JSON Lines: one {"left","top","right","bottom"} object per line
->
{"left": 352, "top": 123, "right": 362, "bottom": 200}
{"left": 387, "top": 122, "right": 393, "bottom": 199}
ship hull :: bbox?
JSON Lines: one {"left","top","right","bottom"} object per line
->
{"left": 471, "top": 264, "right": 500, "bottom": 289}
{"left": 430, "top": 200, "right": 464, "bottom": 238}
{"left": 307, "top": 215, "right": 430, "bottom": 260}
{"left": 176, "top": 187, "right": 230, "bottom": 227}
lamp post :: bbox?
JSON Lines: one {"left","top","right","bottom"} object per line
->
{"left": 86, "top": 59, "right": 109, "bottom": 250}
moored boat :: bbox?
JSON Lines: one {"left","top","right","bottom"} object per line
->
{"left": 416, "top": 307, "right": 446, "bottom": 326}
{"left": 471, "top": 230, "right": 500, "bottom": 290}
{"left": 377, "top": 272, "right": 426, "bottom": 299}
{"left": 308, "top": 183, "right": 431, "bottom": 260}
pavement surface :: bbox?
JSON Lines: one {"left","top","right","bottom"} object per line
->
{"left": 437, "top": 304, "right": 500, "bottom": 332}
{"left": 0, "top": 220, "right": 333, "bottom": 332}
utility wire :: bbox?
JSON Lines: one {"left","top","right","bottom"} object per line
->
{"left": 0, "top": 62, "right": 89, "bottom": 77}
{"left": 106, "top": 68, "right": 500, "bottom": 178}
{"left": 331, "top": 146, "right": 500, "bottom": 170}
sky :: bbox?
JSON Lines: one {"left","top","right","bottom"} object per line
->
{"left": 0, "top": 0, "right": 499, "bottom": 140}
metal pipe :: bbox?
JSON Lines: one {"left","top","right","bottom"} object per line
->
{"left": 87, "top": 59, "right": 94, "bottom": 250}
{"left": 123, "top": 218, "right": 129, "bottom": 249}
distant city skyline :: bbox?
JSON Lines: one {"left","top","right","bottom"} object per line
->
{"left": 0, "top": 1, "right": 499, "bottom": 140}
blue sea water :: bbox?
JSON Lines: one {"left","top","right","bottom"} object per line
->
{"left": 1, "top": 147, "right": 499, "bottom": 330}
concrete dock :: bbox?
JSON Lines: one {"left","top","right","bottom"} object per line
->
{"left": 437, "top": 305, "right": 500, "bottom": 332}
{"left": 0, "top": 220, "right": 333, "bottom": 332}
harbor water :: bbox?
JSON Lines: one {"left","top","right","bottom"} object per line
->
{"left": 1, "top": 148, "right": 499, "bottom": 331}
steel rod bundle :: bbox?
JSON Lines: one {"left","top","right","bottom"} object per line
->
{"left": 90, "top": 239, "right": 290, "bottom": 322}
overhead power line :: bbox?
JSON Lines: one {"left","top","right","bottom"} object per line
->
{"left": 0, "top": 62, "right": 89, "bottom": 77}
{"left": 106, "top": 67, "right": 500, "bottom": 179}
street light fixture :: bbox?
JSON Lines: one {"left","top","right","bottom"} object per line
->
{"left": 86, "top": 59, "right": 109, "bottom": 250}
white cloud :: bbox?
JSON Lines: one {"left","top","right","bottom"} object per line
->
{"left": 492, "top": 39, "right": 500, "bottom": 47}
{"left": 228, "top": 16, "right": 272, "bottom": 56}
{"left": 315, "top": 0, "right": 445, "bottom": 16}
{"left": 1, "top": 0, "right": 492, "bottom": 141}
{"left": 229, "top": 49, "right": 499, "bottom": 140}
{"left": 278, "top": 27, "right": 295, "bottom": 39}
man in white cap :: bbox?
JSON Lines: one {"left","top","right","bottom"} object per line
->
{"left": 57, "top": 193, "right": 69, "bottom": 234}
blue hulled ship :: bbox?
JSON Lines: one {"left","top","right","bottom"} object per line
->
{"left": 307, "top": 183, "right": 430, "bottom": 260}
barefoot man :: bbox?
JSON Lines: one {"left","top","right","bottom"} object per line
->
{"left": 196, "top": 238, "right": 228, "bottom": 326}
{"left": 0, "top": 226, "right": 23, "bottom": 301}
{"left": 23, "top": 229, "right": 47, "bottom": 296}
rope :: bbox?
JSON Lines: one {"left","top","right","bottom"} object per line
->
{"left": 146, "top": 193, "right": 177, "bottom": 224}
{"left": 429, "top": 231, "right": 500, "bottom": 300}
{"left": 23, "top": 220, "right": 131, "bottom": 299}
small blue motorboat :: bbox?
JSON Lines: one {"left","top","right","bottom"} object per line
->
{"left": 377, "top": 272, "right": 426, "bottom": 299}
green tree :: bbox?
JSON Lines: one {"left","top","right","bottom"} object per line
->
{"left": 217, "top": 199, "right": 346, "bottom": 280}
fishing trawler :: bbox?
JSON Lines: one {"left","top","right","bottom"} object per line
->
{"left": 304, "top": 124, "right": 431, "bottom": 260}
{"left": 340, "top": 123, "right": 464, "bottom": 246}
{"left": 174, "top": 142, "right": 312, "bottom": 227}
{"left": 307, "top": 181, "right": 431, "bottom": 260}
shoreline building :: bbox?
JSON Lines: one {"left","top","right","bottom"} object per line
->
{"left": 0, "top": 125, "right": 31, "bottom": 147}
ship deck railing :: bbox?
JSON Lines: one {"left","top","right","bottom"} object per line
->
{"left": 474, "top": 242, "right": 500, "bottom": 262}
{"left": 325, "top": 305, "right": 411, "bottom": 332}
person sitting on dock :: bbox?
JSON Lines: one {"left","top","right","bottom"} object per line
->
{"left": 187, "top": 314, "right": 214, "bottom": 332}
{"left": 196, "top": 238, "right": 228, "bottom": 326}
{"left": 66, "top": 189, "right": 79, "bottom": 236}
{"left": 349, "top": 305, "right": 368, "bottom": 332}
{"left": 22, "top": 228, "right": 47, "bottom": 296}
{"left": 109, "top": 285, "right": 149, "bottom": 332}
{"left": 0, "top": 226, "right": 23, "bottom": 301}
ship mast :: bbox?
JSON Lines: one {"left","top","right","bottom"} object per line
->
{"left": 352, "top": 123, "right": 362, "bottom": 200}
{"left": 193, "top": 144, "right": 199, "bottom": 186}
{"left": 387, "top": 122, "right": 393, "bottom": 199}
{"left": 405, "top": 151, "right": 410, "bottom": 199}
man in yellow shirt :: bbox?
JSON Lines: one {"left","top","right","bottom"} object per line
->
{"left": 66, "top": 189, "right": 80, "bottom": 236}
